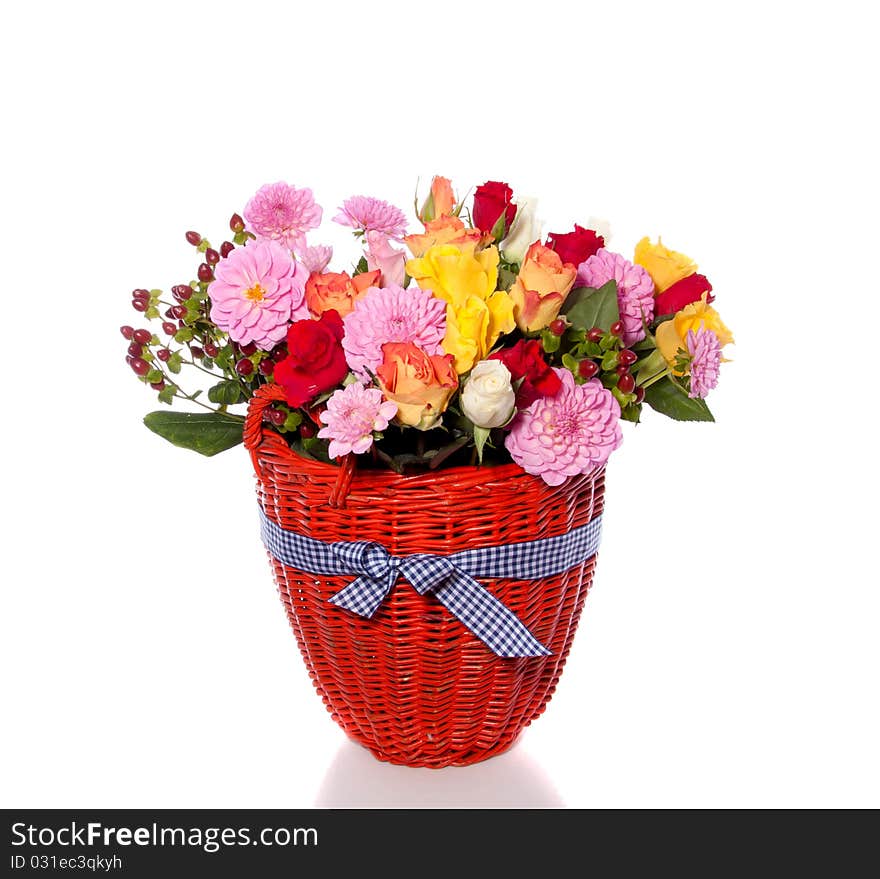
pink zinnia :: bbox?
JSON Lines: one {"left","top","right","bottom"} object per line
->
{"left": 577, "top": 248, "right": 655, "bottom": 346}
{"left": 299, "top": 243, "right": 333, "bottom": 275}
{"left": 505, "top": 369, "right": 622, "bottom": 486}
{"left": 244, "top": 182, "right": 323, "bottom": 252}
{"left": 342, "top": 284, "right": 446, "bottom": 378}
{"left": 317, "top": 383, "right": 398, "bottom": 459}
{"left": 686, "top": 327, "right": 722, "bottom": 399}
{"left": 208, "top": 239, "right": 309, "bottom": 350}
{"left": 334, "top": 195, "right": 408, "bottom": 240}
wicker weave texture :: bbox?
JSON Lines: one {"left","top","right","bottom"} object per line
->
{"left": 245, "top": 385, "right": 605, "bottom": 767}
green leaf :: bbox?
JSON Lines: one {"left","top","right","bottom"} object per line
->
{"left": 473, "top": 425, "right": 491, "bottom": 464}
{"left": 564, "top": 281, "right": 620, "bottom": 333}
{"left": 142, "top": 411, "right": 245, "bottom": 456}
{"left": 643, "top": 377, "right": 715, "bottom": 422}
{"left": 166, "top": 351, "right": 183, "bottom": 374}
{"left": 497, "top": 266, "right": 518, "bottom": 291}
{"left": 207, "top": 379, "right": 243, "bottom": 406}
{"left": 157, "top": 384, "right": 176, "bottom": 405}
{"left": 541, "top": 328, "right": 561, "bottom": 354}
{"left": 174, "top": 327, "right": 194, "bottom": 344}
{"left": 561, "top": 353, "right": 579, "bottom": 372}
{"left": 145, "top": 306, "right": 160, "bottom": 319}
{"left": 489, "top": 212, "right": 508, "bottom": 243}
{"left": 146, "top": 368, "right": 163, "bottom": 384}
{"left": 282, "top": 411, "right": 303, "bottom": 432}
{"left": 215, "top": 344, "right": 234, "bottom": 370}
{"left": 354, "top": 255, "right": 369, "bottom": 275}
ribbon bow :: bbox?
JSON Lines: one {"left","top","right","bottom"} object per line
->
{"left": 259, "top": 507, "right": 603, "bottom": 658}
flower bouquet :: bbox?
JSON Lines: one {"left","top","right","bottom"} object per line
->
{"left": 122, "top": 177, "right": 733, "bottom": 766}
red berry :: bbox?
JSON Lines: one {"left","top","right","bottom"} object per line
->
{"left": 132, "top": 288, "right": 150, "bottom": 300}
{"left": 204, "top": 342, "right": 219, "bottom": 358}
{"left": 610, "top": 320, "right": 624, "bottom": 337}
{"left": 150, "top": 380, "right": 166, "bottom": 391}
{"left": 220, "top": 241, "right": 235, "bottom": 258}
{"left": 230, "top": 213, "right": 245, "bottom": 233}
{"left": 197, "top": 263, "right": 213, "bottom": 282}
{"left": 120, "top": 325, "right": 134, "bottom": 340}
{"left": 164, "top": 307, "right": 176, "bottom": 318}
{"left": 587, "top": 327, "right": 603, "bottom": 343}
{"left": 300, "top": 422, "right": 316, "bottom": 439}
{"left": 268, "top": 408, "right": 286, "bottom": 427}
{"left": 578, "top": 360, "right": 599, "bottom": 379}
{"left": 172, "top": 284, "right": 192, "bottom": 301}
{"left": 133, "top": 329, "right": 151, "bottom": 345}
{"left": 205, "top": 248, "right": 220, "bottom": 265}
{"left": 185, "top": 231, "right": 202, "bottom": 246}
{"left": 272, "top": 343, "right": 288, "bottom": 362}
{"left": 125, "top": 355, "right": 134, "bottom": 366}
{"left": 618, "top": 349, "right": 637, "bottom": 367}
{"left": 240, "top": 341, "right": 257, "bottom": 356}
{"left": 127, "top": 342, "right": 143, "bottom": 358}
{"left": 190, "top": 345, "right": 204, "bottom": 359}
{"left": 162, "top": 322, "right": 176, "bottom": 336}
{"left": 615, "top": 364, "right": 629, "bottom": 376}
{"left": 130, "top": 357, "right": 150, "bottom": 376}
{"left": 235, "top": 357, "right": 254, "bottom": 376}
{"left": 156, "top": 348, "right": 171, "bottom": 362}
{"left": 132, "top": 299, "right": 148, "bottom": 312}
{"left": 259, "top": 358, "right": 275, "bottom": 376}
{"left": 634, "top": 386, "right": 645, "bottom": 404}
{"left": 549, "top": 318, "right": 566, "bottom": 336}
{"left": 172, "top": 305, "right": 188, "bottom": 320}
{"left": 618, "top": 374, "right": 635, "bottom": 394}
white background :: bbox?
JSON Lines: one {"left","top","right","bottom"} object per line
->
{"left": 1, "top": 1, "right": 877, "bottom": 808}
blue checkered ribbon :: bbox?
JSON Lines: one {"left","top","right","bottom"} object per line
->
{"left": 259, "top": 507, "right": 603, "bottom": 658}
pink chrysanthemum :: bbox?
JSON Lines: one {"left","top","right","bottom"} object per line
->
{"left": 686, "top": 327, "right": 722, "bottom": 399}
{"left": 577, "top": 248, "right": 655, "bottom": 346}
{"left": 243, "top": 182, "right": 323, "bottom": 252}
{"left": 299, "top": 243, "right": 333, "bottom": 275}
{"left": 333, "top": 195, "right": 408, "bottom": 240}
{"left": 318, "top": 383, "right": 398, "bottom": 459}
{"left": 342, "top": 284, "right": 446, "bottom": 378}
{"left": 505, "top": 369, "right": 622, "bottom": 486}
{"left": 209, "top": 239, "right": 309, "bottom": 350}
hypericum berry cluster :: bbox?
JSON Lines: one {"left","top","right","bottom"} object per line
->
{"left": 544, "top": 318, "right": 644, "bottom": 420}
{"left": 120, "top": 213, "right": 270, "bottom": 412}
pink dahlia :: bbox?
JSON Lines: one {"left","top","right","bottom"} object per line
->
{"left": 333, "top": 195, "right": 408, "bottom": 240}
{"left": 576, "top": 248, "right": 655, "bottom": 346}
{"left": 298, "top": 243, "right": 333, "bottom": 275}
{"left": 686, "top": 327, "right": 722, "bottom": 399}
{"left": 243, "top": 182, "right": 323, "bottom": 252}
{"left": 318, "top": 383, "right": 398, "bottom": 459}
{"left": 342, "top": 284, "right": 446, "bottom": 378}
{"left": 505, "top": 368, "right": 623, "bottom": 486}
{"left": 208, "top": 239, "right": 309, "bottom": 350}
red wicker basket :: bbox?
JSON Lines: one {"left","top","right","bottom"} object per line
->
{"left": 244, "top": 384, "right": 606, "bottom": 767}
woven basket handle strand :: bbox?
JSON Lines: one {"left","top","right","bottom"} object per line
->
{"left": 244, "top": 382, "right": 355, "bottom": 508}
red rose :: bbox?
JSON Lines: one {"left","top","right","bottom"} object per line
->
{"left": 489, "top": 339, "right": 561, "bottom": 408}
{"left": 654, "top": 273, "right": 714, "bottom": 317}
{"left": 473, "top": 180, "right": 517, "bottom": 236}
{"left": 274, "top": 310, "right": 348, "bottom": 407}
{"left": 546, "top": 225, "right": 605, "bottom": 267}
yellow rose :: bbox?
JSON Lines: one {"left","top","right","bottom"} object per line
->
{"left": 656, "top": 294, "right": 735, "bottom": 368}
{"left": 376, "top": 342, "right": 458, "bottom": 430}
{"left": 634, "top": 237, "right": 698, "bottom": 293}
{"left": 508, "top": 242, "right": 576, "bottom": 333}
{"left": 407, "top": 243, "right": 515, "bottom": 373}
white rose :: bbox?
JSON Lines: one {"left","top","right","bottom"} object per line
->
{"left": 461, "top": 361, "right": 516, "bottom": 429}
{"left": 501, "top": 197, "right": 542, "bottom": 264}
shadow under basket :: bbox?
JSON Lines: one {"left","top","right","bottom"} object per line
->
{"left": 244, "top": 385, "right": 606, "bottom": 768}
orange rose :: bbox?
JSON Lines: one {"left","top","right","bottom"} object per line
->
{"left": 431, "top": 176, "right": 455, "bottom": 218}
{"left": 304, "top": 269, "right": 381, "bottom": 318}
{"left": 509, "top": 242, "right": 577, "bottom": 332}
{"left": 404, "top": 215, "right": 483, "bottom": 258}
{"left": 376, "top": 342, "right": 458, "bottom": 430}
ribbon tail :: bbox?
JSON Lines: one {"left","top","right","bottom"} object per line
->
{"left": 432, "top": 572, "right": 551, "bottom": 658}
{"left": 328, "top": 572, "right": 395, "bottom": 618}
